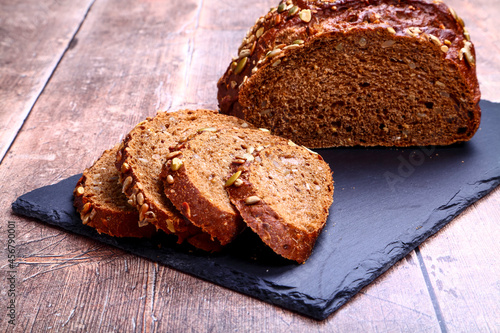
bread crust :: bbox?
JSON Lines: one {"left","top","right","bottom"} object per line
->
{"left": 115, "top": 109, "right": 250, "bottom": 250}
{"left": 160, "top": 128, "right": 288, "bottom": 245}
{"left": 218, "top": 0, "right": 481, "bottom": 147}
{"left": 225, "top": 143, "right": 334, "bottom": 263}
{"left": 161, "top": 160, "right": 244, "bottom": 245}
{"left": 73, "top": 147, "right": 156, "bottom": 238}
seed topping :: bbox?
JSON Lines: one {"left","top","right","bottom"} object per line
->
{"left": 243, "top": 153, "right": 255, "bottom": 162}
{"left": 198, "top": 127, "right": 217, "bottom": 132}
{"left": 284, "top": 44, "right": 301, "bottom": 50}
{"left": 128, "top": 193, "right": 137, "bottom": 206}
{"left": 121, "top": 162, "right": 131, "bottom": 173}
{"left": 182, "top": 202, "right": 191, "bottom": 218}
{"left": 245, "top": 196, "right": 261, "bottom": 205}
{"left": 166, "top": 151, "right": 182, "bottom": 160}
{"left": 225, "top": 170, "right": 242, "bottom": 187}
{"left": 288, "top": 5, "right": 299, "bottom": 16}
{"left": 256, "top": 27, "right": 265, "bottom": 38}
{"left": 171, "top": 157, "right": 183, "bottom": 171}
{"left": 81, "top": 202, "right": 91, "bottom": 215}
{"left": 299, "top": 9, "right": 312, "bottom": 23}
{"left": 136, "top": 192, "right": 145, "bottom": 206}
{"left": 75, "top": 186, "right": 85, "bottom": 196}
{"left": 463, "top": 27, "right": 471, "bottom": 41}
{"left": 428, "top": 34, "right": 441, "bottom": 46}
{"left": 233, "top": 158, "right": 246, "bottom": 164}
{"left": 122, "top": 176, "right": 133, "bottom": 193}
{"left": 139, "top": 203, "right": 149, "bottom": 221}
{"left": 82, "top": 213, "right": 91, "bottom": 225}
{"left": 459, "top": 41, "right": 475, "bottom": 66}
{"left": 267, "top": 49, "right": 282, "bottom": 58}
{"left": 234, "top": 57, "right": 248, "bottom": 75}
{"left": 239, "top": 48, "right": 252, "bottom": 59}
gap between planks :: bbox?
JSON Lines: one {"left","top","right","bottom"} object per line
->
{"left": 415, "top": 246, "right": 448, "bottom": 333}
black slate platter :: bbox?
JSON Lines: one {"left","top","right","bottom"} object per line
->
{"left": 12, "top": 100, "right": 500, "bottom": 320}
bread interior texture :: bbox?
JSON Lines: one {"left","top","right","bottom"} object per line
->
{"left": 239, "top": 29, "right": 478, "bottom": 148}
{"left": 248, "top": 147, "right": 331, "bottom": 234}
{"left": 87, "top": 149, "right": 133, "bottom": 212}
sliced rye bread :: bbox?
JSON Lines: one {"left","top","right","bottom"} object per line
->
{"left": 73, "top": 145, "right": 156, "bottom": 238}
{"left": 218, "top": 0, "right": 480, "bottom": 148}
{"left": 160, "top": 127, "right": 288, "bottom": 245}
{"left": 225, "top": 143, "right": 333, "bottom": 263}
{"left": 115, "top": 109, "right": 252, "bottom": 250}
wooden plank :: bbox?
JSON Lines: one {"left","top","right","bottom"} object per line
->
{"left": 0, "top": 0, "right": 95, "bottom": 162}
{"left": 0, "top": 0, "right": 439, "bottom": 331}
{"left": 0, "top": 0, "right": 201, "bottom": 331}
{"left": 445, "top": 0, "right": 500, "bottom": 102}
{"left": 170, "top": 0, "right": 277, "bottom": 110}
{"left": 0, "top": 0, "right": 498, "bottom": 332}
{"left": 139, "top": 252, "right": 441, "bottom": 332}
{"left": 417, "top": 2, "right": 500, "bottom": 331}
{"left": 418, "top": 188, "right": 500, "bottom": 332}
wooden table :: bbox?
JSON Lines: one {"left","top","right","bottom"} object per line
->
{"left": 1, "top": 0, "right": 499, "bottom": 331}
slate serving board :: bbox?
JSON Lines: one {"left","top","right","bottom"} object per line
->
{"left": 12, "top": 100, "right": 500, "bottom": 320}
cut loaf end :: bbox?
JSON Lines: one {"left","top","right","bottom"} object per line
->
{"left": 218, "top": 0, "right": 481, "bottom": 148}
{"left": 226, "top": 143, "right": 334, "bottom": 263}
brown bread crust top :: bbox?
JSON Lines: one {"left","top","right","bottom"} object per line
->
{"left": 217, "top": 0, "right": 480, "bottom": 147}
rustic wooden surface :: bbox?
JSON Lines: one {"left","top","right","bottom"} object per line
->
{"left": 0, "top": 0, "right": 498, "bottom": 331}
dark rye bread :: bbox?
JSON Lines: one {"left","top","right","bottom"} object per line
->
{"left": 160, "top": 128, "right": 288, "bottom": 245}
{"left": 226, "top": 143, "right": 333, "bottom": 263}
{"left": 115, "top": 109, "right": 251, "bottom": 250}
{"left": 73, "top": 145, "right": 156, "bottom": 238}
{"left": 217, "top": 0, "right": 481, "bottom": 148}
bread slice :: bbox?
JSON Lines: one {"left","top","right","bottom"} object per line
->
{"left": 225, "top": 143, "right": 333, "bottom": 263}
{"left": 73, "top": 145, "right": 156, "bottom": 238}
{"left": 115, "top": 109, "right": 251, "bottom": 249}
{"left": 160, "top": 128, "right": 287, "bottom": 245}
{"left": 217, "top": 0, "right": 481, "bottom": 148}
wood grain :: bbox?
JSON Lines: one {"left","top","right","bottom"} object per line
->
{"left": 418, "top": 187, "right": 500, "bottom": 332}
{"left": 0, "top": 0, "right": 95, "bottom": 162}
{"left": 445, "top": 0, "right": 500, "bottom": 103}
{"left": 0, "top": 0, "right": 499, "bottom": 332}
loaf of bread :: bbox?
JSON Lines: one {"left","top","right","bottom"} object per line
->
{"left": 115, "top": 109, "right": 251, "bottom": 250}
{"left": 217, "top": 0, "right": 481, "bottom": 148}
{"left": 160, "top": 127, "right": 288, "bottom": 245}
{"left": 73, "top": 145, "right": 156, "bottom": 238}
{"left": 226, "top": 143, "right": 333, "bottom": 263}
